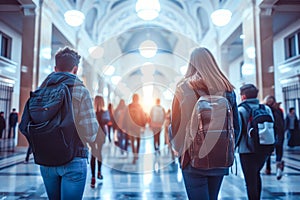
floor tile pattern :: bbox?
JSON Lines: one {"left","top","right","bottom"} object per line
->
{"left": 1, "top": 130, "right": 300, "bottom": 200}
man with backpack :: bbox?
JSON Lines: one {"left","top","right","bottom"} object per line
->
{"left": 237, "top": 84, "right": 275, "bottom": 200}
{"left": 19, "top": 47, "right": 99, "bottom": 200}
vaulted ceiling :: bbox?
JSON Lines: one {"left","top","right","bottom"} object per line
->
{"left": 1, "top": 0, "right": 300, "bottom": 106}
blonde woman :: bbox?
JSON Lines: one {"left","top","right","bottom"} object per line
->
{"left": 170, "top": 47, "right": 240, "bottom": 200}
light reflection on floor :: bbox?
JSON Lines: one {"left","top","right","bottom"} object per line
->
{"left": 1, "top": 127, "right": 300, "bottom": 199}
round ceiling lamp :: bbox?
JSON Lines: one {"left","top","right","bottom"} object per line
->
{"left": 64, "top": 10, "right": 85, "bottom": 27}
{"left": 103, "top": 65, "right": 115, "bottom": 76}
{"left": 139, "top": 40, "right": 158, "bottom": 58}
{"left": 135, "top": 0, "right": 161, "bottom": 21}
{"left": 210, "top": 9, "right": 232, "bottom": 27}
{"left": 111, "top": 76, "right": 121, "bottom": 85}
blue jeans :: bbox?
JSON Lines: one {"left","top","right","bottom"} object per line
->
{"left": 182, "top": 165, "right": 224, "bottom": 200}
{"left": 40, "top": 157, "right": 87, "bottom": 200}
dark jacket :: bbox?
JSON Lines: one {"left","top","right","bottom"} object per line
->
{"left": 237, "top": 98, "right": 274, "bottom": 153}
{"left": 285, "top": 114, "right": 299, "bottom": 131}
{"left": 19, "top": 72, "right": 98, "bottom": 158}
{"left": 270, "top": 107, "right": 285, "bottom": 145}
{"left": 170, "top": 80, "right": 240, "bottom": 174}
{"left": 9, "top": 112, "right": 18, "bottom": 126}
{"left": 0, "top": 116, "right": 5, "bottom": 130}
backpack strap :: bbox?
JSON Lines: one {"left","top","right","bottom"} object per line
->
{"left": 259, "top": 104, "right": 265, "bottom": 110}
{"left": 193, "top": 89, "right": 201, "bottom": 99}
{"left": 236, "top": 103, "right": 252, "bottom": 148}
{"left": 240, "top": 102, "right": 252, "bottom": 115}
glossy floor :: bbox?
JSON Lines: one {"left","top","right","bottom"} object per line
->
{"left": 1, "top": 130, "right": 300, "bottom": 200}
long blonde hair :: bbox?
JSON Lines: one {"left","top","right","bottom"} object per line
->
{"left": 185, "top": 47, "right": 234, "bottom": 94}
{"left": 94, "top": 95, "right": 104, "bottom": 112}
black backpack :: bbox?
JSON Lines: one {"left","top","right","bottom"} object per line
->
{"left": 189, "top": 92, "right": 235, "bottom": 169}
{"left": 25, "top": 82, "right": 80, "bottom": 166}
{"left": 239, "top": 103, "right": 275, "bottom": 152}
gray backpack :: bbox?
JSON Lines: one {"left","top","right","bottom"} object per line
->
{"left": 189, "top": 92, "right": 235, "bottom": 169}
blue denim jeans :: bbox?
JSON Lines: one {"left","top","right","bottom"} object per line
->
{"left": 182, "top": 165, "right": 224, "bottom": 200}
{"left": 40, "top": 157, "right": 87, "bottom": 200}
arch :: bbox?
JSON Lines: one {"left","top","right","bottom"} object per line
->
{"left": 85, "top": 8, "right": 98, "bottom": 39}
{"left": 197, "top": 7, "right": 210, "bottom": 38}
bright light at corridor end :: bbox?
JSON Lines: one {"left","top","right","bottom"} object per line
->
{"left": 210, "top": 9, "right": 232, "bottom": 27}
{"left": 135, "top": 0, "right": 161, "bottom": 21}
{"left": 64, "top": 10, "right": 85, "bottom": 27}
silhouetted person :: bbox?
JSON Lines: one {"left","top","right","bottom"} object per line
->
{"left": 0, "top": 111, "right": 5, "bottom": 139}
{"left": 123, "top": 94, "right": 147, "bottom": 164}
{"left": 114, "top": 99, "right": 128, "bottom": 154}
{"left": 150, "top": 98, "right": 165, "bottom": 152}
{"left": 8, "top": 108, "right": 18, "bottom": 138}
{"left": 285, "top": 107, "right": 299, "bottom": 147}
{"left": 264, "top": 95, "right": 285, "bottom": 180}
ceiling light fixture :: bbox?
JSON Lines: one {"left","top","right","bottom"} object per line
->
{"left": 135, "top": 0, "right": 161, "bottom": 21}
{"left": 111, "top": 76, "right": 121, "bottom": 85}
{"left": 210, "top": 9, "right": 232, "bottom": 27}
{"left": 64, "top": 10, "right": 85, "bottom": 27}
{"left": 246, "top": 47, "right": 256, "bottom": 59}
{"left": 139, "top": 40, "right": 158, "bottom": 58}
{"left": 103, "top": 65, "right": 115, "bottom": 76}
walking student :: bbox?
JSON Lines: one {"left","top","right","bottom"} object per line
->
{"left": 114, "top": 99, "right": 128, "bottom": 154}
{"left": 90, "top": 95, "right": 108, "bottom": 188}
{"left": 150, "top": 98, "right": 165, "bottom": 152}
{"left": 123, "top": 93, "right": 147, "bottom": 164}
{"left": 8, "top": 108, "right": 18, "bottom": 138}
{"left": 19, "top": 47, "right": 99, "bottom": 200}
{"left": 285, "top": 107, "right": 300, "bottom": 147}
{"left": 264, "top": 95, "right": 285, "bottom": 180}
{"left": 0, "top": 111, "right": 5, "bottom": 139}
{"left": 237, "top": 84, "right": 274, "bottom": 200}
{"left": 170, "top": 47, "right": 240, "bottom": 200}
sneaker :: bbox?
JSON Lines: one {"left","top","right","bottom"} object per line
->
{"left": 276, "top": 161, "right": 284, "bottom": 180}
{"left": 97, "top": 172, "right": 103, "bottom": 180}
{"left": 90, "top": 177, "right": 96, "bottom": 188}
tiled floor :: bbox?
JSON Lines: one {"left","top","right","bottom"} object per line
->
{"left": 1, "top": 128, "right": 300, "bottom": 200}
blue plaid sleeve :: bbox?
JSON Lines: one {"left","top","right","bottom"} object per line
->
{"left": 72, "top": 86, "right": 98, "bottom": 143}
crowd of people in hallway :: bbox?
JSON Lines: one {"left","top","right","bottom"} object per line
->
{"left": 0, "top": 46, "right": 298, "bottom": 200}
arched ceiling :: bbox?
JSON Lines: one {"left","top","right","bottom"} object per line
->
{"left": 79, "top": 0, "right": 215, "bottom": 104}
{"left": 88, "top": 0, "right": 210, "bottom": 43}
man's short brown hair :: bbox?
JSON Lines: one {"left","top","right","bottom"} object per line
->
{"left": 55, "top": 47, "right": 81, "bottom": 72}
{"left": 240, "top": 84, "right": 259, "bottom": 99}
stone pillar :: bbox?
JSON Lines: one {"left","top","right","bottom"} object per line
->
{"left": 255, "top": 4, "right": 275, "bottom": 100}
{"left": 18, "top": 3, "right": 40, "bottom": 147}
